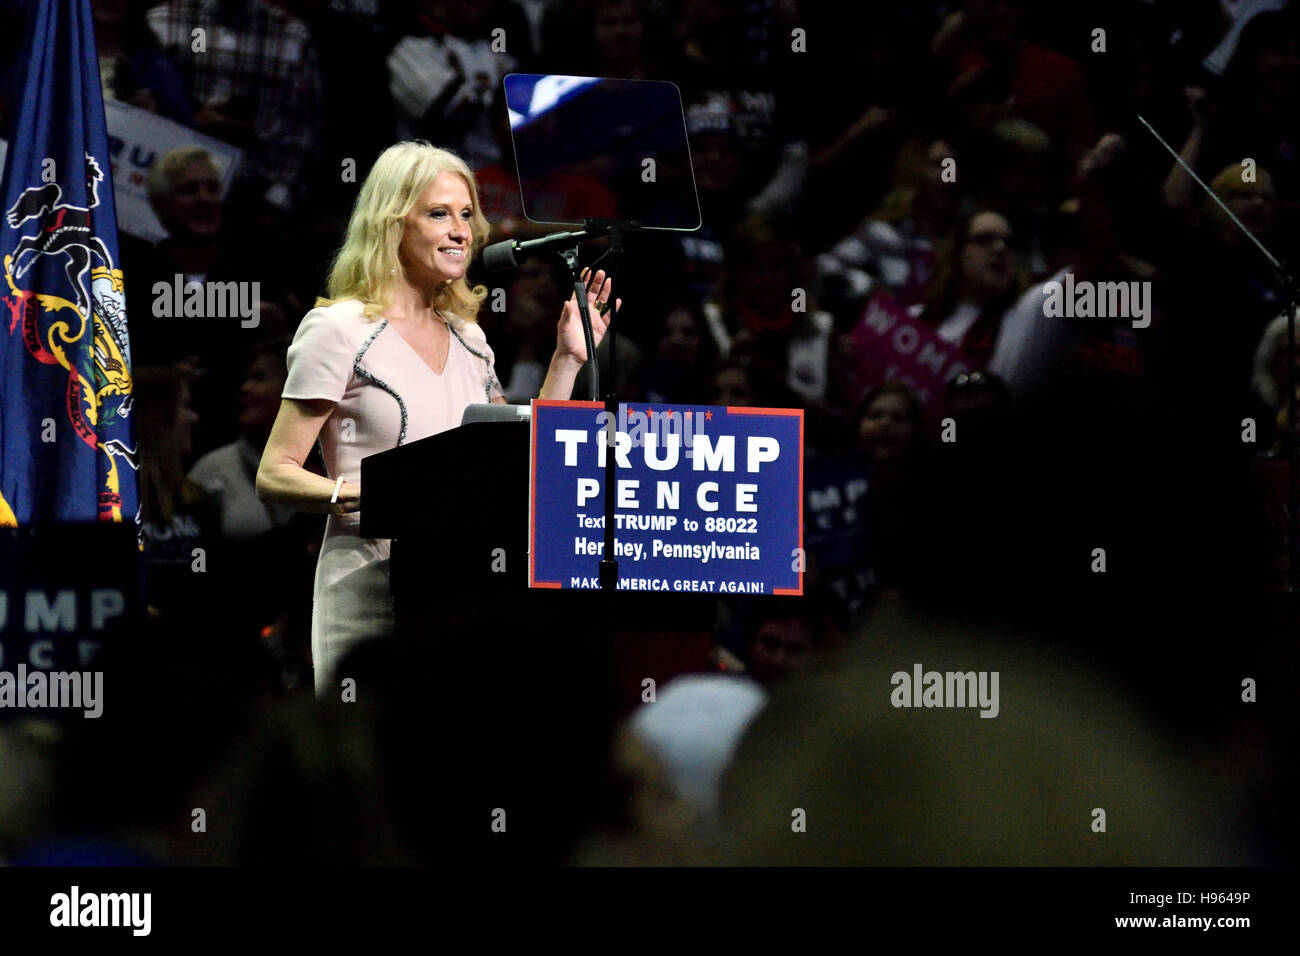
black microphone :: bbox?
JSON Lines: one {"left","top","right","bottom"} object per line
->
{"left": 480, "top": 229, "right": 593, "bottom": 271}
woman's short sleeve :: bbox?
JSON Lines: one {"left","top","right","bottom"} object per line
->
{"left": 282, "top": 308, "right": 354, "bottom": 402}
{"left": 484, "top": 337, "right": 505, "bottom": 402}
{"left": 455, "top": 318, "right": 505, "bottom": 402}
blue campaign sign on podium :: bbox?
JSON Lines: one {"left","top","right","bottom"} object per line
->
{"left": 529, "top": 400, "right": 803, "bottom": 594}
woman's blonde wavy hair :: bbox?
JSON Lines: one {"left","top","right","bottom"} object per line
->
{"left": 316, "top": 141, "right": 491, "bottom": 321}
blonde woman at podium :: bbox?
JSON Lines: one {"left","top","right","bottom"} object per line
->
{"left": 256, "top": 141, "right": 617, "bottom": 697}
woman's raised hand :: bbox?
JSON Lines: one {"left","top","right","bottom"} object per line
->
{"left": 556, "top": 267, "right": 620, "bottom": 365}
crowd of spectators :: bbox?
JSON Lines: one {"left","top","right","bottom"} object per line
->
{"left": 0, "top": 0, "right": 1295, "bottom": 867}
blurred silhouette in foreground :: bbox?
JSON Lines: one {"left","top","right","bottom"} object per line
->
{"left": 706, "top": 598, "right": 1259, "bottom": 865}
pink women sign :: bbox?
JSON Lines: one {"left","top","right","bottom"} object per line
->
{"left": 847, "top": 291, "right": 976, "bottom": 421}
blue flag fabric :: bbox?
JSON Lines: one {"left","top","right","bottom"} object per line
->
{"left": 0, "top": 0, "right": 138, "bottom": 527}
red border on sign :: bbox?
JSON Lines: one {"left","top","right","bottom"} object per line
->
{"left": 772, "top": 407, "right": 804, "bottom": 595}
{"left": 721, "top": 405, "right": 806, "bottom": 595}
{"left": 530, "top": 399, "right": 603, "bottom": 587}
{"left": 725, "top": 405, "right": 804, "bottom": 416}
{"left": 529, "top": 401, "right": 804, "bottom": 594}
{"left": 724, "top": 406, "right": 804, "bottom": 594}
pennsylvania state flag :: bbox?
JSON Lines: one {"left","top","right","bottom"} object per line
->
{"left": 0, "top": 0, "right": 138, "bottom": 527}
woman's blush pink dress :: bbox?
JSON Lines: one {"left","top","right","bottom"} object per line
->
{"left": 281, "top": 299, "right": 504, "bottom": 695}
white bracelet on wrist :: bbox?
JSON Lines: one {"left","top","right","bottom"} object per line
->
{"left": 330, "top": 476, "right": 345, "bottom": 505}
